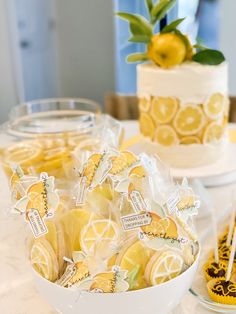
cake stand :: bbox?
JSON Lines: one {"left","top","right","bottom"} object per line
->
{"left": 170, "top": 142, "right": 236, "bottom": 187}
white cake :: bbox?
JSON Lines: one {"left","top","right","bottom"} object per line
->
{"left": 137, "top": 62, "right": 229, "bottom": 168}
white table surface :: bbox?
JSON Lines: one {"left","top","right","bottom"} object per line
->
{"left": 1, "top": 120, "right": 236, "bottom": 314}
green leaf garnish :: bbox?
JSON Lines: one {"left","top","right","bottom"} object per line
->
{"left": 192, "top": 49, "right": 225, "bottom": 65}
{"left": 161, "top": 17, "right": 185, "bottom": 33}
{"left": 151, "top": 0, "right": 176, "bottom": 25}
{"left": 116, "top": 12, "right": 153, "bottom": 37}
{"left": 129, "top": 24, "right": 151, "bottom": 43}
{"left": 127, "top": 265, "right": 140, "bottom": 290}
{"left": 129, "top": 35, "right": 151, "bottom": 43}
{"left": 145, "top": 0, "right": 153, "bottom": 15}
{"left": 126, "top": 53, "right": 148, "bottom": 63}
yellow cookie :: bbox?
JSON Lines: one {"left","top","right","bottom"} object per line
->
{"left": 116, "top": 238, "right": 153, "bottom": 290}
{"left": 145, "top": 250, "right": 184, "bottom": 285}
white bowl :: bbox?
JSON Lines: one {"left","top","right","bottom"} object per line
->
{"left": 32, "top": 250, "right": 200, "bottom": 314}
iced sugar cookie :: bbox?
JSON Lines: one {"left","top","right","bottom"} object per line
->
{"left": 116, "top": 238, "right": 153, "bottom": 290}
{"left": 80, "top": 219, "right": 120, "bottom": 259}
{"left": 31, "top": 238, "right": 59, "bottom": 281}
{"left": 60, "top": 208, "right": 101, "bottom": 252}
{"left": 145, "top": 250, "right": 184, "bottom": 285}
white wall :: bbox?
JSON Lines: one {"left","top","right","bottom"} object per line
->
{"left": 220, "top": 0, "right": 236, "bottom": 96}
{"left": 0, "top": 0, "right": 18, "bottom": 122}
{"left": 55, "top": 0, "right": 115, "bottom": 107}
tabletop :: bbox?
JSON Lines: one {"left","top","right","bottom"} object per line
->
{"left": 1, "top": 120, "right": 236, "bottom": 314}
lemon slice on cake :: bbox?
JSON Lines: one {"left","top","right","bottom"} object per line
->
{"left": 139, "top": 113, "right": 156, "bottom": 139}
{"left": 173, "top": 105, "right": 205, "bottom": 136}
{"left": 204, "top": 93, "right": 225, "bottom": 120}
{"left": 203, "top": 122, "right": 224, "bottom": 143}
{"left": 151, "top": 97, "right": 178, "bottom": 124}
{"left": 180, "top": 136, "right": 201, "bottom": 145}
{"left": 154, "top": 125, "right": 179, "bottom": 146}
{"left": 139, "top": 96, "right": 151, "bottom": 112}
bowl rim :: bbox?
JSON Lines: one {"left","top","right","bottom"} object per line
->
{"left": 32, "top": 245, "right": 201, "bottom": 296}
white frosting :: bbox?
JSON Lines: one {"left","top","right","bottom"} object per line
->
{"left": 132, "top": 136, "right": 227, "bottom": 168}
{"left": 137, "top": 62, "right": 228, "bottom": 105}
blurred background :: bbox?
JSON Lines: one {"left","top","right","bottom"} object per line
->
{"left": 0, "top": 0, "right": 235, "bottom": 122}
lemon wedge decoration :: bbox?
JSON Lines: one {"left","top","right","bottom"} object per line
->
{"left": 110, "top": 151, "right": 137, "bottom": 175}
{"left": 203, "top": 122, "right": 224, "bottom": 143}
{"left": 154, "top": 125, "right": 179, "bottom": 146}
{"left": 80, "top": 219, "right": 120, "bottom": 258}
{"left": 139, "top": 112, "right": 156, "bottom": 139}
{"left": 116, "top": 239, "right": 153, "bottom": 290}
{"left": 67, "top": 261, "right": 90, "bottom": 287}
{"left": 128, "top": 165, "right": 146, "bottom": 178}
{"left": 31, "top": 238, "right": 59, "bottom": 281}
{"left": 151, "top": 97, "right": 178, "bottom": 124}
{"left": 141, "top": 212, "right": 178, "bottom": 240}
{"left": 173, "top": 105, "right": 205, "bottom": 136}
{"left": 204, "top": 93, "right": 225, "bottom": 119}
{"left": 145, "top": 250, "right": 184, "bottom": 285}
{"left": 92, "top": 270, "right": 129, "bottom": 293}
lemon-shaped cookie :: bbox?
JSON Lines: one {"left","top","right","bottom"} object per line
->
{"left": 116, "top": 238, "right": 153, "bottom": 290}
{"left": 80, "top": 219, "right": 120, "bottom": 258}
{"left": 139, "top": 113, "right": 156, "bottom": 139}
{"left": 204, "top": 93, "right": 225, "bottom": 120}
{"left": 145, "top": 250, "right": 184, "bottom": 285}
{"left": 31, "top": 238, "right": 59, "bottom": 281}
{"left": 203, "top": 122, "right": 224, "bottom": 143}
{"left": 173, "top": 105, "right": 205, "bottom": 136}
{"left": 44, "top": 220, "right": 67, "bottom": 274}
{"left": 151, "top": 97, "right": 178, "bottom": 124}
{"left": 60, "top": 208, "right": 101, "bottom": 252}
{"left": 154, "top": 125, "right": 179, "bottom": 146}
